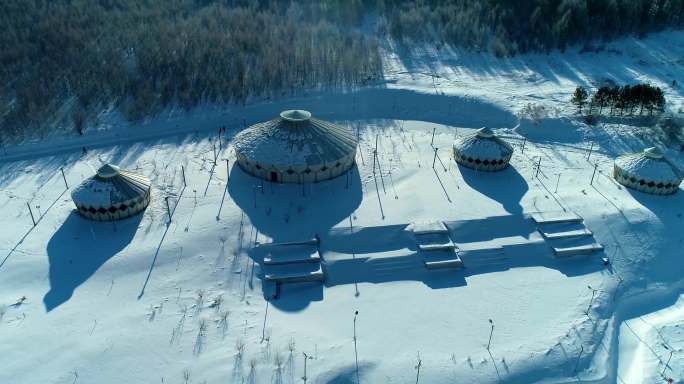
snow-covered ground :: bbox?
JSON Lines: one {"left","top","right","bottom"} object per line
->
{"left": 1, "top": 31, "right": 684, "bottom": 383}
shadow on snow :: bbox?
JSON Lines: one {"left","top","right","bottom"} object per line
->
{"left": 459, "top": 164, "right": 529, "bottom": 215}
{"left": 43, "top": 211, "right": 141, "bottom": 311}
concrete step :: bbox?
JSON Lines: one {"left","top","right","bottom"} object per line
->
{"left": 531, "top": 211, "right": 583, "bottom": 225}
{"left": 422, "top": 249, "right": 464, "bottom": 269}
{"left": 263, "top": 251, "right": 320, "bottom": 265}
{"left": 540, "top": 228, "right": 593, "bottom": 240}
{"left": 418, "top": 243, "right": 456, "bottom": 252}
{"left": 424, "top": 259, "right": 464, "bottom": 269}
{"left": 408, "top": 220, "right": 448, "bottom": 235}
{"left": 259, "top": 238, "right": 318, "bottom": 248}
{"left": 264, "top": 264, "right": 325, "bottom": 283}
{"left": 553, "top": 243, "right": 603, "bottom": 257}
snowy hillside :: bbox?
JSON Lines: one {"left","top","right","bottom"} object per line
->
{"left": 1, "top": 31, "right": 684, "bottom": 384}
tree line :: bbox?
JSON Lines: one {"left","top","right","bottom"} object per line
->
{"left": 378, "top": 0, "right": 684, "bottom": 57}
{"left": 0, "top": 0, "right": 382, "bottom": 141}
{"left": 2, "top": 0, "right": 683, "bottom": 140}
{"left": 571, "top": 83, "right": 666, "bottom": 116}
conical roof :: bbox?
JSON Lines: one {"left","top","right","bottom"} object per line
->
{"left": 233, "top": 110, "right": 358, "bottom": 168}
{"left": 71, "top": 163, "right": 151, "bottom": 208}
{"left": 453, "top": 127, "right": 513, "bottom": 160}
{"left": 614, "top": 147, "right": 683, "bottom": 184}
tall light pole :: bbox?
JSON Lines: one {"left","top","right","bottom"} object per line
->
{"left": 353, "top": 310, "right": 360, "bottom": 384}
{"left": 487, "top": 319, "right": 494, "bottom": 350}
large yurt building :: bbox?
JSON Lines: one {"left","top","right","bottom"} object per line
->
{"left": 613, "top": 147, "right": 683, "bottom": 195}
{"left": 233, "top": 110, "right": 358, "bottom": 183}
{"left": 453, "top": 127, "right": 514, "bottom": 171}
{"left": 71, "top": 164, "right": 152, "bottom": 221}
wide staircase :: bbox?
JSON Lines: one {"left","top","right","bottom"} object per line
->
{"left": 409, "top": 221, "right": 464, "bottom": 270}
{"left": 531, "top": 212, "right": 603, "bottom": 257}
{"left": 257, "top": 238, "right": 325, "bottom": 298}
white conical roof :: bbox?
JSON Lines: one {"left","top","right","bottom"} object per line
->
{"left": 233, "top": 110, "right": 358, "bottom": 168}
{"left": 71, "top": 164, "right": 151, "bottom": 208}
{"left": 614, "top": 147, "right": 683, "bottom": 183}
{"left": 453, "top": 127, "right": 513, "bottom": 160}
{"left": 280, "top": 109, "right": 312, "bottom": 122}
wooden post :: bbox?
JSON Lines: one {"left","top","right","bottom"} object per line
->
{"left": 574, "top": 345, "right": 584, "bottom": 372}
{"left": 60, "top": 167, "right": 68, "bottom": 189}
{"left": 586, "top": 285, "right": 598, "bottom": 315}
{"left": 590, "top": 163, "right": 598, "bottom": 185}
{"left": 430, "top": 127, "right": 436, "bottom": 147}
{"left": 225, "top": 159, "right": 230, "bottom": 183}
{"left": 487, "top": 319, "right": 494, "bottom": 350}
{"left": 260, "top": 299, "right": 269, "bottom": 343}
{"left": 27, "top": 202, "right": 36, "bottom": 226}
{"left": 662, "top": 349, "right": 673, "bottom": 376}
{"left": 376, "top": 152, "right": 386, "bottom": 194}
{"left": 165, "top": 196, "right": 171, "bottom": 222}
{"left": 587, "top": 142, "right": 594, "bottom": 160}
{"left": 415, "top": 351, "right": 422, "bottom": 384}
{"left": 374, "top": 133, "right": 379, "bottom": 172}
{"left": 302, "top": 352, "right": 309, "bottom": 384}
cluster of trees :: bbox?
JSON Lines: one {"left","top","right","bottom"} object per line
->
{"left": 2, "top": 0, "right": 683, "bottom": 139}
{"left": 0, "top": 0, "right": 381, "bottom": 139}
{"left": 571, "top": 83, "right": 666, "bottom": 116}
{"left": 379, "top": 0, "right": 684, "bottom": 56}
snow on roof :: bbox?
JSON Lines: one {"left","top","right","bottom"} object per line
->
{"left": 453, "top": 127, "right": 513, "bottom": 160}
{"left": 71, "top": 164, "right": 151, "bottom": 207}
{"left": 233, "top": 110, "right": 358, "bottom": 168}
{"left": 406, "top": 220, "right": 448, "bottom": 234}
{"left": 614, "top": 147, "right": 683, "bottom": 183}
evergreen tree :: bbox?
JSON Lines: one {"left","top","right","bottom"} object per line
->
{"left": 571, "top": 86, "right": 589, "bottom": 113}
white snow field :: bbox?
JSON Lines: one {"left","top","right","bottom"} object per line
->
{"left": 1, "top": 31, "right": 684, "bottom": 384}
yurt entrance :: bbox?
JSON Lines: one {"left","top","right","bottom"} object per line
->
{"left": 270, "top": 171, "right": 278, "bottom": 182}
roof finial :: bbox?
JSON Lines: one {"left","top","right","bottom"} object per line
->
{"left": 280, "top": 110, "right": 312, "bottom": 122}
{"left": 476, "top": 127, "right": 494, "bottom": 138}
{"left": 96, "top": 163, "right": 120, "bottom": 178}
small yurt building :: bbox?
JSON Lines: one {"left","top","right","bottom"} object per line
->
{"left": 613, "top": 147, "right": 683, "bottom": 195}
{"left": 453, "top": 127, "right": 514, "bottom": 171}
{"left": 71, "top": 164, "right": 152, "bottom": 221}
{"left": 233, "top": 110, "right": 358, "bottom": 184}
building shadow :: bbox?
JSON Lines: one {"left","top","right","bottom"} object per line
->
{"left": 228, "top": 164, "right": 363, "bottom": 311}
{"left": 228, "top": 164, "right": 363, "bottom": 242}
{"left": 626, "top": 186, "right": 684, "bottom": 221}
{"left": 459, "top": 165, "right": 529, "bottom": 215}
{"left": 321, "top": 218, "right": 602, "bottom": 292}
{"left": 43, "top": 211, "right": 142, "bottom": 311}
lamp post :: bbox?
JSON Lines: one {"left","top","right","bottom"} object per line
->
{"left": 353, "top": 310, "right": 360, "bottom": 384}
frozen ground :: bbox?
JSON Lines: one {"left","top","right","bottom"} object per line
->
{"left": 1, "top": 31, "right": 684, "bottom": 383}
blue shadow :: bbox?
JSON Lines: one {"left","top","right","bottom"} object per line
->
{"left": 43, "top": 211, "right": 141, "bottom": 311}
{"left": 459, "top": 165, "right": 529, "bottom": 215}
